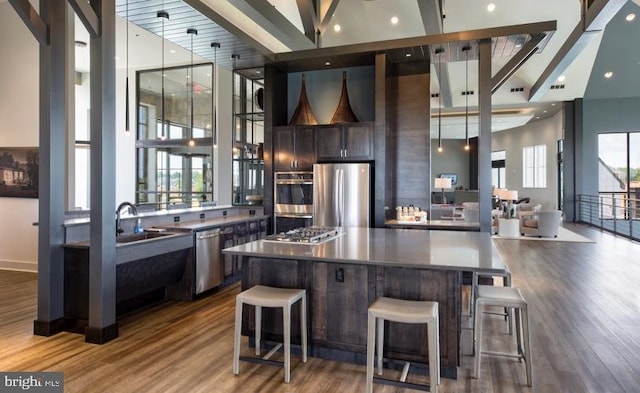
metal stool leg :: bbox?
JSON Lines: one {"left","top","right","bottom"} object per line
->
{"left": 522, "top": 305, "right": 532, "bottom": 387}
{"left": 233, "top": 299, "right": 243, "bottom": 375}
{"left": 255, "top": 305, "right": 262, "bottom": 356}
{"left": 376, "top": 317, "right": 384, "bottom": 375}
{"left": 473, "top": 299, "right": 483, "bottom": 379}
{"left": 366, "top": 312, "right": 376, "bottom": 393}
{"left": 428, "top": 318, "right": 439, "bottom": 393}
{"left": 283, "top": 304, "right": 291, "bottom": 383}
{"left": 300, "top": 296, "right": 307, "bottom": 363}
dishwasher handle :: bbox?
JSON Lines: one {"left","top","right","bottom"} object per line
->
{"left": 197, "top": 229, "right": 222, "bottom": 240}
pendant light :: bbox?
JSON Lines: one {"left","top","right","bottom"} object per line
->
{"left": 435, "top": 47, "right": 444, "bottom": 153}
{"left": 157, "top": 11, "right": 169, "bottom": 140}
{"left": 463, "top": 44, "right": 471, "bottom": 151}
{"left": 124, "top": 0, "right": 130, "bottom": 136}
{"left": 187, "top": 28, "right": 197, "bottom": 147}
{"left": 211, "top": 42, "right": 220, "bottom": 149}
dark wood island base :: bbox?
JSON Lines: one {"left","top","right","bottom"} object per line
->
{"left": 241, "top": 256, "right": 461, "bottom": 378}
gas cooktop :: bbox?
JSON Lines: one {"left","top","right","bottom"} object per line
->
{"left": 263, "top": 227, "right": 341, "bottom": 244}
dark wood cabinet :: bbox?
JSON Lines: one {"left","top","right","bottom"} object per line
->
{"left": 273, "top": 126, "right": 316, "bottom": 171}
{"left": 316, "top": 122, "right": 373, "bottom": 161}
{"left": 311, "top": 262, "right": 374, "bottom": 350}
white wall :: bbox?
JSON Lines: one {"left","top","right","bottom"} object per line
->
{"left": 215, "top": 67, "right": 233, "bottom": 206}
{"left": 0, "top": 2, "right": 39, "bottom": 271}
{"left": 492, "top": 111, "right": 563, "bottom": 210}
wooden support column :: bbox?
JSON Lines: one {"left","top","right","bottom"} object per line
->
{"left": 33, "top": 0, "right": 70, "bottom": 337}
{"left": 477, "top": 39, "right": 492, "bottom": 233}
{"left": 86, "top": 0, "right": 118, "bottom": 344}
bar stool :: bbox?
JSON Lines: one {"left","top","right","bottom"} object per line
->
{"left": 233, "top": 285, "right": 307, "bottom": 384}
{"left": 473, "top": 285, "right": 532, "bottom": 387}
{"left": 470, "top": 269, "right": 513, "bottom": 353}
{"left": 366, "top": 297, "right": 440, "bottom": 393}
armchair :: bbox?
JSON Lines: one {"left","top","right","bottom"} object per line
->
{"left": 519, "top": 210, "right": 562, "bottom": 238}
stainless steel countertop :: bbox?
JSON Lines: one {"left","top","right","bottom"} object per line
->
{"left": 155, "top": 213, "right": 267, "bottom": 232}
{"left": 223, "top": 227, "right": 507, "bottom": 274}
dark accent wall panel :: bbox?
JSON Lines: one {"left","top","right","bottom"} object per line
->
{"left": 469, "top": 137, "right": 479, "bottom": 190}
{"left": 386, "top": 70, "right": 431, "bottom": 211}
{"left": 374, "top": 54, "right": 388, "bottom": 227}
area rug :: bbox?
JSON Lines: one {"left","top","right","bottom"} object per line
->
{"left": 492, "top": 226, "right": 595, "bottom": 243}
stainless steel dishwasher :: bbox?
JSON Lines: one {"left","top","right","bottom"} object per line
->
{"left": 195, "top": 228, "right": 224, "bottom": 294}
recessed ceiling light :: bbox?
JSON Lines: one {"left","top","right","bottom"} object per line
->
{"left": 487, "top": 3, "right": 496, "bottom": 12}
{"left": 536, "top": 116, "right": 540, "bottom": 119}
{"left": 557, "top": 75, "right": 566, "bottom": 82}
{"left": 334, "top": 24, "right": 341, "bottom": 32}
{"left": 515, "top": 43, "right": 522, "bottom": 48}
{"left": 325, "top": 61, "right": 331, "bottom": 66}
{"left": 405, "top": 53, "right": 412, "bottom": 57}
{"left": 626, "top": 13, "right": 636, "bottom": 22}
{"left": 551, "top": 103, "right": 556, "bottom": 106}
{"left": 543, "top": 110, "right": 547, "bottom": 113}
{"left": 391, "top": 16, "right": 399, "bottom": 25}
{"left": 604, "top": 71, "right": 613, "bottom": 78}
{"left": 256, "top": 70, "right": 262, "bottom": 74}
{"left": 170, "top": 49, "right": 176, "bottom": 54}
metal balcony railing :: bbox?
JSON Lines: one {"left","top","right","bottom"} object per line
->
{"left": 577, "top": 193, "right": 640, "bottom": 241}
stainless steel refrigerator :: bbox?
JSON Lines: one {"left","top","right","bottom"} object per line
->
{"left": 313, "top": 163, "right": 371, "bottom": 228}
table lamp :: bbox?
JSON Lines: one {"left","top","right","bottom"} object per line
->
{"left": 502, "top": 190, "right": 518, "bottom": 218}
{"left": 434, "top": 177, "right": 452, "bottom": 204}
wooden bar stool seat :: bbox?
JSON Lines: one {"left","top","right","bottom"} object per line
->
{"left": 366, "top": 297, "right": 440, "bottom": 393}
{"left": 473, "top": 285, "right": 532, "bottom": 387}
{"left": 233, "top": 285, "right": 307, "bottom": 384}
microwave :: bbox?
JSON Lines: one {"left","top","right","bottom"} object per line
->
{"left": 274, "top": 172, "right": 313, "bottom": 217}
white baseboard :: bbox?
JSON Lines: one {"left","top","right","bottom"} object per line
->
{"left": 0, "top": 260, "right": 37, "bottom": 273}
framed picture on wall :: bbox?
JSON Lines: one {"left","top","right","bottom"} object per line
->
{"left": 0, "top": 147, "right": 39, "bottom": 198}
{"left": 439, "top": 173, "right": 458, "bottom": 186}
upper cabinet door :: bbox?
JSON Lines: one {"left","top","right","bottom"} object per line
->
{"left": 273, "top": 126, "right": 316, "bottom": 171}
{"left": 317, "top": 123, "right": 373, "bottom": 162}
{"left": 273, "top": 126, "right": 294, "bottom": 171}
{"left": 294, "top": 126, "right": 316, "bottom": 171}
{"left": 316, "top": 125, "right": 343, "bottom": 161}
{"left": 344, "top": 123, "right": 373, "bottom": 160}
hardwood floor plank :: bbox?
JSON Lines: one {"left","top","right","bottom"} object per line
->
{"left": 1, "top": 223, "right": 639, "bottom": 392}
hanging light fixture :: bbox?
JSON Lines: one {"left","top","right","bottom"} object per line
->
{"left": 157, "top": 11, "right": 169, "bottom": 140}
{"left": 435, "top": 47, "right": 444, "bottom": 153}
{"left": 211, "top": 42, "right": 220, "bottom": 149}
{"left": 463, "top": 44, "right": 471, "bottom": 151}
{"left": 187, "top": 28, "right": 197, "bottom": 147}
{"left": 124, "top": 0, "right": 130, "bottom": 136}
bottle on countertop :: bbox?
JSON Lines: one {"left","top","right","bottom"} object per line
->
{"left": 134, "top": 218, "right": 143, "bottom": 234}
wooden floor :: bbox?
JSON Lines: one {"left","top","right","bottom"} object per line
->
{"left": 1, "top": 223, "right": 639, "bottom": 392}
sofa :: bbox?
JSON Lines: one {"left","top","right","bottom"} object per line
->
{"left": 519, "top": 210, "right": 562, "bottom": 238}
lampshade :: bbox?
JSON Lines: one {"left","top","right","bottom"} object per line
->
{"left": 502, "top": 190, "right": 518, "bottom": 201}
{"left": 434, "top": 177, "right": 452, "bottom": 189}
{"left": 493, "top": 188, "right": 505, "bottom": 197}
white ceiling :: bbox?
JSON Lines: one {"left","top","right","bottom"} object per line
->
{"left": 76, "top": 0, "right": 640, "bottom": 137}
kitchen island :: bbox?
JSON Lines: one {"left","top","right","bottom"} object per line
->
{"left": 223, "top": 227, "right": 507, "bottom": 378}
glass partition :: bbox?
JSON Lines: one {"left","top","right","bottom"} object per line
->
{"left": 136, "top": 63, "right": 214, "bottom": 209}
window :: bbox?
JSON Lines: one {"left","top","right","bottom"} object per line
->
{"left": 598, "top": 132, "right": 640, "bottom": 219}
{"left": 491, "top": 150, "right": 506, "bottom": 189}
{"left": 523, "top": 144, "right": 546, "bottom": 188}
{"left": 136, "top": 63, "right": 215, "bottom": 208}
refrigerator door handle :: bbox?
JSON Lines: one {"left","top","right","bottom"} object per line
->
{"left": 338, "top": 169, "right": 344, "bottom": 227}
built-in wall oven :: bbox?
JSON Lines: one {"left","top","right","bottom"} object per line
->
{"left": 274, "top": 171, "right": 313, "bottom": 233}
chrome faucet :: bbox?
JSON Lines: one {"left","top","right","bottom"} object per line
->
{"left": 116, "top": 202, "right": 138, "bottom": 236}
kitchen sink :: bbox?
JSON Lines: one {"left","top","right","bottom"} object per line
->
{"left": 116, "top": 231, "right": 175, "bottom": 244}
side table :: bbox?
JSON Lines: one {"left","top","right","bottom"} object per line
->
{"left": 498, "top": 218, "right": 520, "bottom": 238}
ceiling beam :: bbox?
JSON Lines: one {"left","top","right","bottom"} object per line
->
{"left": 433, "top": 57, "right": 453, "bottom": 108}
{"left": 491, "top": 33, "right": 545, "bottom": 94}
{"left": 8, "top": 0, "right": 48, "bottom": 45}
{"left": 227, "top": 0, "right": 315, "bottom": 50}
{"left": 274, "top": 20, "right": 556, "bottom": 62}
{"left": 529, "top": 0, "right": 626, "bottom": 101}
{"left": 183, "top": 0, "right": 276, "bottom": 58}
{"left": 67, "top": 0, "right": 100, "bottom": 38}
{"left": 317, "top": 0, "right": 341, "bottom": 34}
{"left": 296, "top": 0, "right": 318, "bottom": 43}
{"left": 417, "top": 0, "right": 444, "bottom": 35}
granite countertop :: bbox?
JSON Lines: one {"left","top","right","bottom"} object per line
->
{"left": 223, "top": 227, "right": 506, "bottom": 274}
{"left": 155, "top": 213, "right": 267, "bottom": 232}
